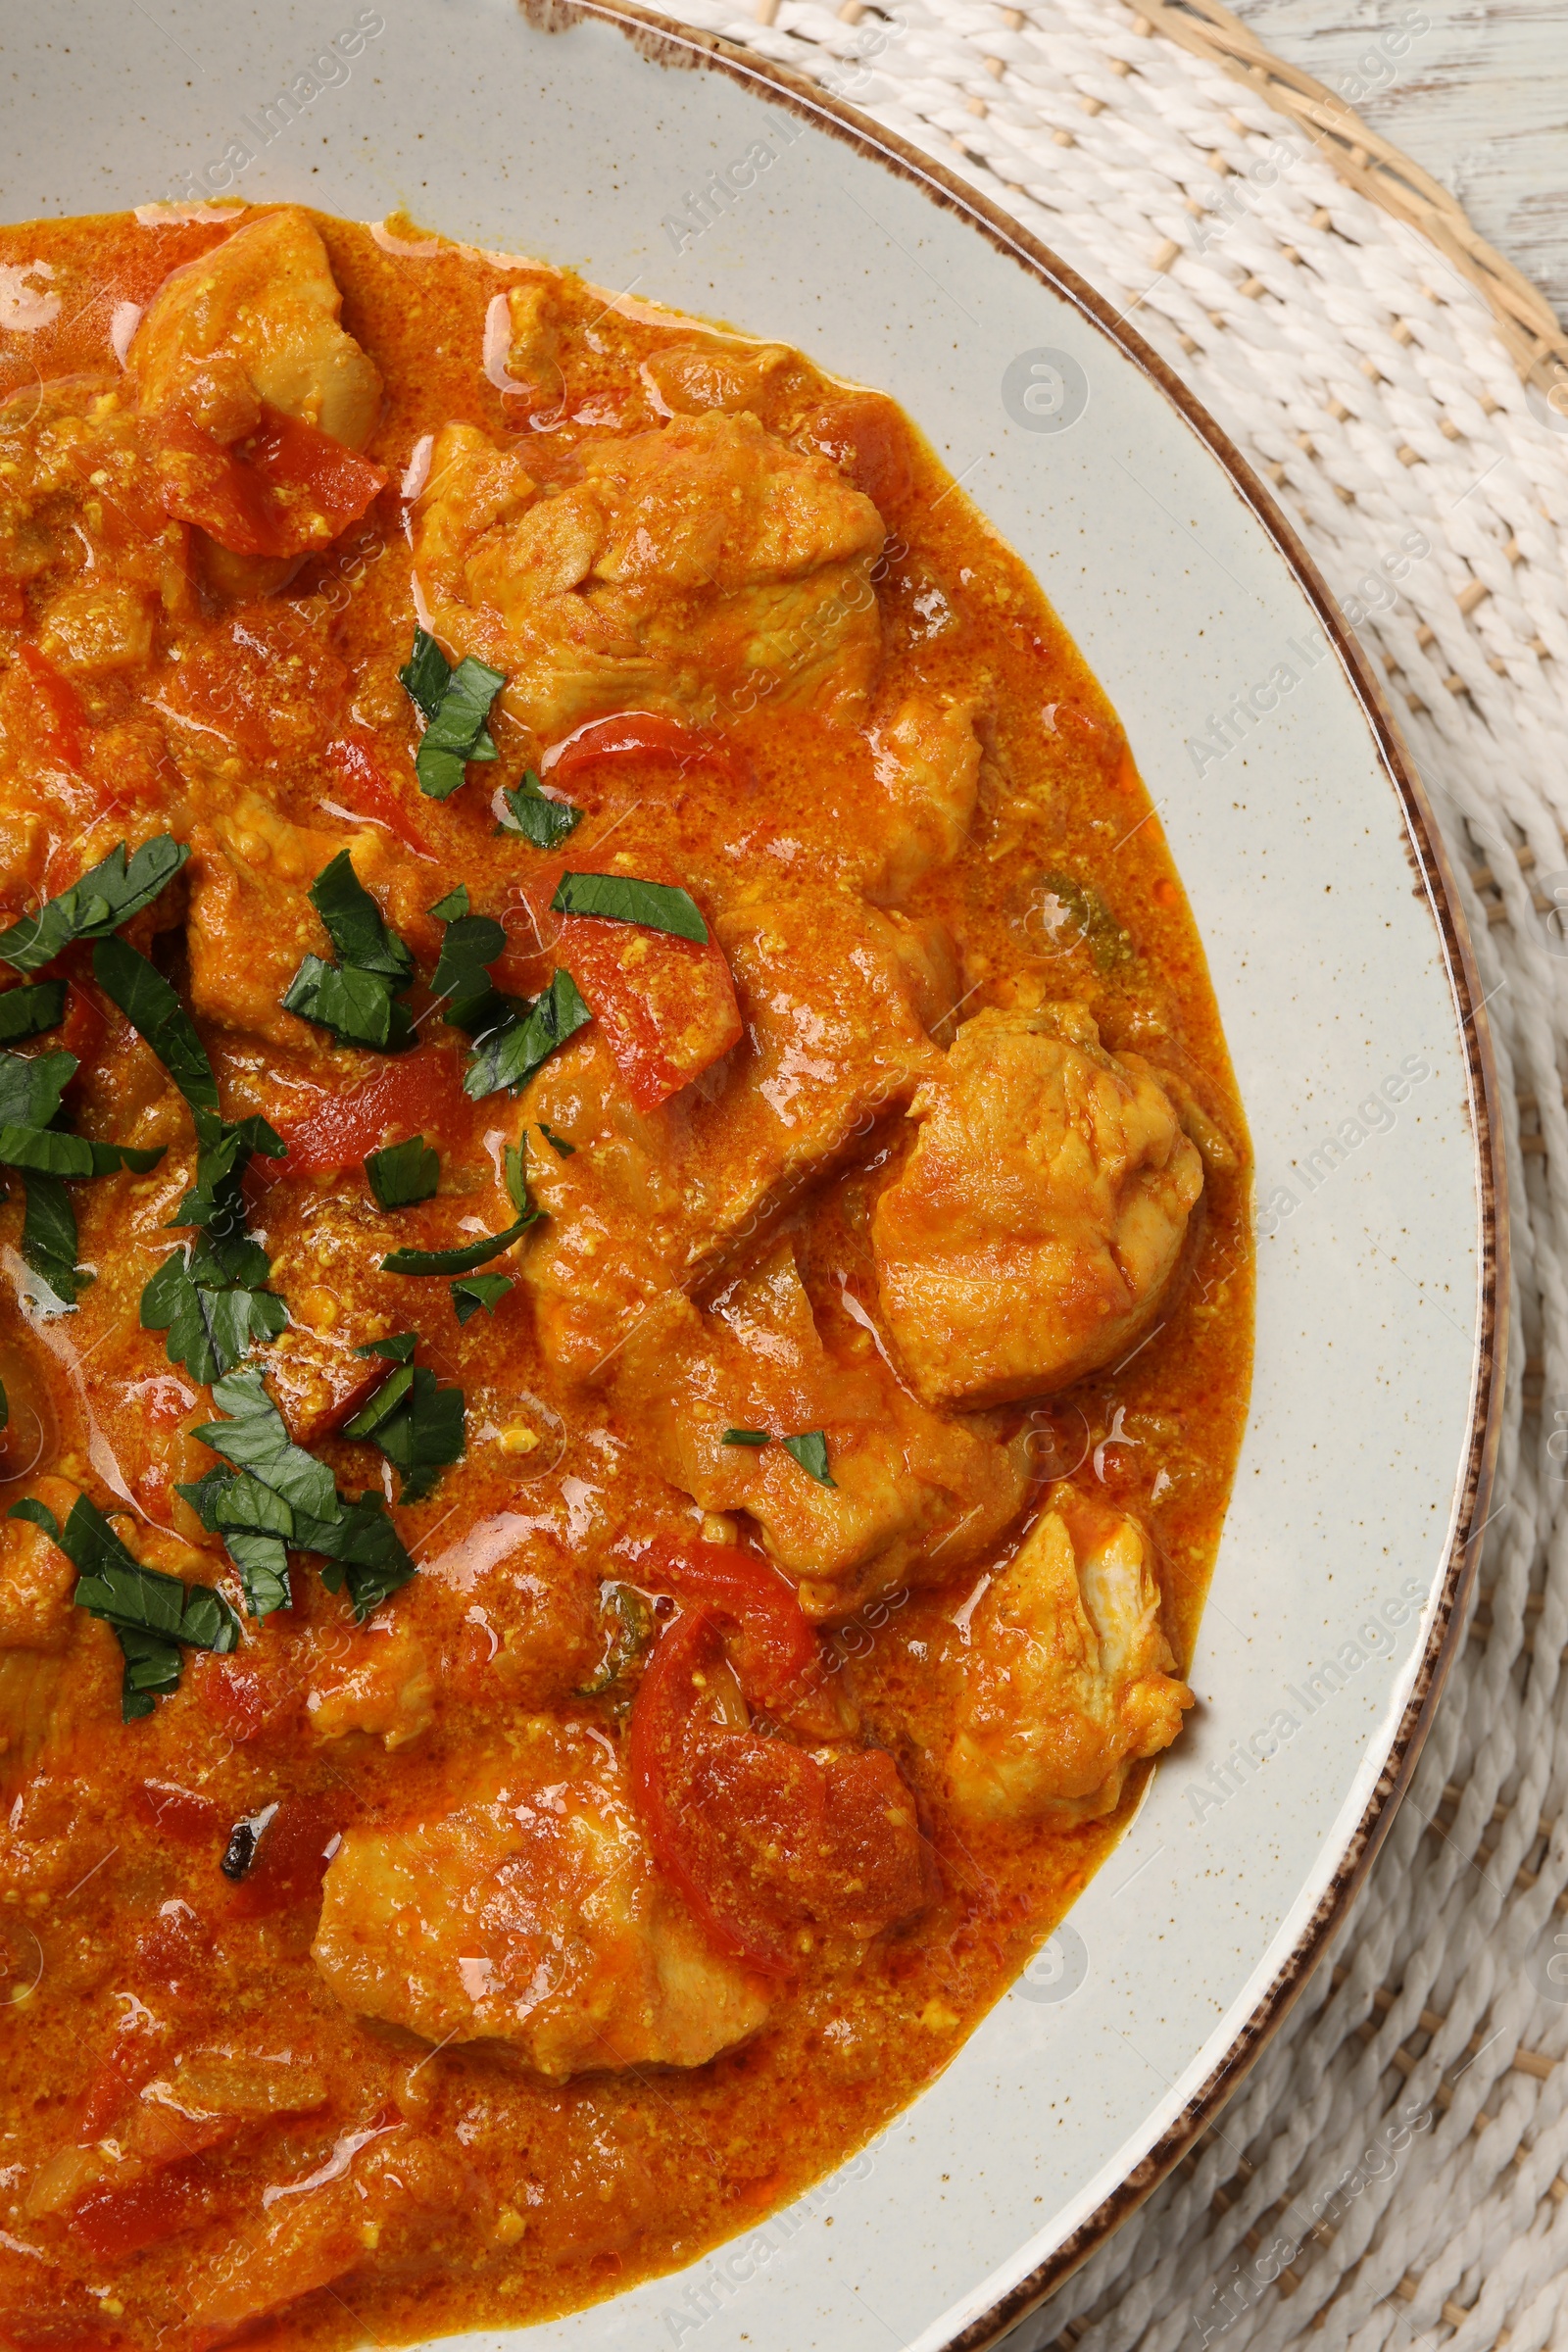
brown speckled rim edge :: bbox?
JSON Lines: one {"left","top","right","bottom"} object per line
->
{"left": 516, "top": 1, "right": 1508, "bottom": 2333}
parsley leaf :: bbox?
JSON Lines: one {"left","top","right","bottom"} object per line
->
{"left": 0, "top": 837, "right": 190, "bottom": 975}
{"left": 55, "top": 1491, "right": 239, "bottom": 1720}
{"left": 195, "top": 1369, "right": 338, "bottom": 1522}
{"left": 366, "top": 1134, "right": 439, "bottom": 1208}
{"left": 381, "top": 1211, "right": 535, "bottom": 1277}
{"left": 91, "top": 938, "right": 220, "bottom": 1113}
{"left": 309, "top": 852, "right": 414, "bottom": 986}
{"left": 0, "top": 1127, "right": 164, "bottom": 1180}
{"left": 344, "top": 1361, "right": 465, "bottom": 1503}
{"left": 538, "top": 1121, "right": 575, "bottom": 1157}
{"left": 354, "top": 1331, "right": 417, "bottom": 1363}
{"left": 310, "top": 1492, "right": 416, "bottom": 1621}
{"left": 399, "top": 630, "right": 506, "bottom": 801}
{"left": 281, "top": 854, "right": 416, "bottom": 1052}
{"left": 281, "top": 956, "right": 413, "bottom": 1053}
{"left": 463, "top": 968, "right": 591, "bottom": 1101}
{"left": 504, "top": 1140, "right": 528, "bottom": 1214}
{"left": 20, "top": 1174, "right": 87, "bottom": 1308}
{"left": 576, "top": 1582, "right": 654, "bottom": 1697}
{"left": 140, "top": 1245, "right": 287, "bottom": 1388}
{"left": 428, "top": 892, "right": 510, "bottom": 1035}
{"left": 500, "top": 769, "right": 581, "bottom": 850}
{"left": 722, "top": 1428, "right": 770, "bottom": 1446}
{"left": 172, "top": 1110, "right": 285, "bottom": 1239}
{"left": 550, "top": 870, "right": 708, "bottom": 945}
{"left": 0, "top": 982, "right": 66, "bottom": 1043}
{"left": 451, "top": 1271, "right": 513, "bottom": 1324}
{"left": 782, "top": 1430, "right": 836, "bottom": 1488}
{"left": 0, "top": 1052, "right": 74, "bottom": 1131}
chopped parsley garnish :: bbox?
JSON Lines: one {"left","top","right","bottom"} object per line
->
{"left": 185, "top": 1367, "right": 416, "bottom": 1623}
{"left": 550, "top": 870, "right": 709, "bottom": 945}
{"left": 722, "top": 1428, "right": 770, "bottom": 1446}
{"left": 354, "top": 1331, "right": 417, "bottom": 1363}
{"left": 451, "top": 1272, "right": 513, "bottom": 1324}
{"left": 0, "top": 837, "right": 190, "bottom": 975}
{"left": 380, "top": 1212, "right": 535, "bottom": 1278}
{"left": 0, "top": 981, "right": 66, "bottom": 1043}
{"left": 344, "top": 1359, "right": 466, "bottom": 1503}
{"left": 537, "top": 1121, "right": 575, "bottom": 1157}
{"left": 141, "top": 1112, "right": 286, "bottom": 1385}
{"left": 366, "top": 1134, "right": 439, "bottom": 1208}
{"left": 500, "top": 769, "right": 581, "bottom": 851}
{"left": 427, "top": 886, "right": 511, "bottom": 1035}
{"left": 91, "top": 938, "right": 220, "bottom": 1114}
{"left": 12, "top": 1491, "right": 239, "bottom": 1721}
{"left": 464, "top": 967, "right": 591, "bottom": 1101}
{"left": 1037, "top": 869, "right": 1134, "bottom": 974}
{"left": 576, "top": 1582, "right": 655, "bottom": 1697}
{"left": 398, "top": 628, "right": 506, "bottom": 801}
{"left": 0, "top": 1047, "right": 167, "bottom": 1310}
{"left": 20, "top": 1174, "right": 85, "bottom": 1307}
{"left": 782, "top": 1430, "right": 836, "bottom": 1488}
{"left": 281, "top": 853, "right": 416, "bottom": 1052}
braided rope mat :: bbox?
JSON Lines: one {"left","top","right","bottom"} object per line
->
{"left": 635, "top": 2, "right": 1568, "bottom": 2346}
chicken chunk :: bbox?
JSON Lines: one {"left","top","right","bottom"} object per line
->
{"left": 860, "top": 694, "right": 982, "bottom": 904}
{"left": 415, "top": 408, "right": 886, "bottom": 742}
{"left": 520, "top": 883, "right": 955, "bottom": 1377}
{"left": 874, "top": 1001, "right": 1204, "bottom": 1407}
{"left": 620, "top": 1242, "right": 1031, "bottom": 1619}
{"left": 0, "top": 1476, "right": 77, "bottom": 1653}
{"left": 183, "top": 797, "right": 402, "bottom": 1052}
{"left": 948, "top": 1483, "right": 1192, "bottom": 1822}
{"left": 313, "top": 1728, "right": 771, "bottom": 2077}
{"left": 130, "top": 207, "right": 382, "bottom": 451}
{"left": 304, "top": 1620, "right": 434, "bottom": 1750}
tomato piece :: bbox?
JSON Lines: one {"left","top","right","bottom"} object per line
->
{"left": 323, "top": 734, "right": 432, "bottom": 857}
{"left": 640, "top": 1539, "right": 818, "bottom": 1708}
{"left": 628, "top": 1607, "right": 931, "bottom": 1973}
{"left": 547, "top": 848, "right": 742, "bottom": 1113}
{"left": 17, "top": 644, "right": 87, "bottom": 772}
{"left": 225, "top": 1799, "right": 343, "bottom": 1920}
{"left": 131, "top": 1780, "right": 224, "bottom": 1844}
{"left": 546, "top": 710, "right": 751, "bottom": 790}
{"left": 264, "top": 1044, "right": 468, "bottom": 1181}
{"left": 71, "top": 2155, "right": 220, "bottom": 2260}
{"left": 57, "top": 973, "right": 108, "bottom": 1071}
{"left": 155, "top": 405, "right": 386, "bottom": 560}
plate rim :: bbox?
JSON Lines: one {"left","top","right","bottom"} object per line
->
{"left": 513, "top": 2, "right": 1508, "bottom": 2334}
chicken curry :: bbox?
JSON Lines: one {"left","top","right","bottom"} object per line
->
{"left": 0, "top": 203, "right": 1251, "bottom": 2349}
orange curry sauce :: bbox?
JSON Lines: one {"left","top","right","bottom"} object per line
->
{"left": 0, "top": 205, "right": 1251, "bottom": 2349}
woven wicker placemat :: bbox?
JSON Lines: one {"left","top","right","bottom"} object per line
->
{"left": 633, "top": 3, "right": 1568, "bottom": 2348}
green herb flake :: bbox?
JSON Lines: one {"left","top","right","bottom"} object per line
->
{"left": 0, "top": 981, "right": 67, "bottom": 1044}
{"left": 380, "top": 1210, "right": 535, "bottom": 1279}
{"left": 722, "top": 1428, "right": 770, "bottom": 1447}
{"left": 281, "top": 955, "right": 413, "bottom": 1054}
{"left": 550, "top": 870, "right": 708, "bottom": 945}
{"left": 366, "top": 1134, "right": 439, "bottom": 1209}
{"left": 353, "top": 1332, "right": 417, "bottom": 1363}
{"left": 1037, "top": 869, "right": 1134, "bottom": 975}
{"left": 61, "top": 1492, "right": 239, "bottom": 1720}
{"left": 400, "top": 632, "right": 507, "bottom": 802}
{"left": 0, "top": 837, "right": 190, "bottom": 976}
{"left": 576, "top": 1582, "right": 655, "bottom": 1697}
{"left": 500, "top": 769, "right": 581, "bottom": 851}
{"left": 344, "top": 1363, "right": 465, "bottom": 1503}
{"left": 781, "top": 1430, "right": 836, "bottom": 1488}
{"left": 21, "top": 1174, "right": 87, "bottom": 1309}
{"left": 538, "top": 1121, "right": 575, "bottom": 1158}
{"left": 451, "top": 1272, "right": 513, "bottom": 1324}
{"left": 428, "top": 894, "right": 510, "bottom": 1036}
{"left": 464, "top": 968, "right": 591, "bottom": 1102}
{"left": 91, "top": 938, "right": 219, "bottom": 1113}
{"left": 194, "top": 1368, "right": 338, "bottom": 1523}
{"left": 309, "top": 853, "right": 414, "bottom": 985}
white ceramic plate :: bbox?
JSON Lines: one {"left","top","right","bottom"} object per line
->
{"left": 0, "top": 5, "right": 1503, "bottom": 2345}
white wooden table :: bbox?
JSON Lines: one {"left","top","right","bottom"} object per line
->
{"left": 1233, "top": 0, "right": 1568, "bottom": 322}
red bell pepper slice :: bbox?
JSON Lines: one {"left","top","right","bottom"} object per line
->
{"left": 17, "top": 643, "right": 87, "bottom": 772}
{"left": 546, "top": 847, "right": 742, "bottom": 1113}
{"left": 156, "top": 404, "right": 385, "bottom": 560}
